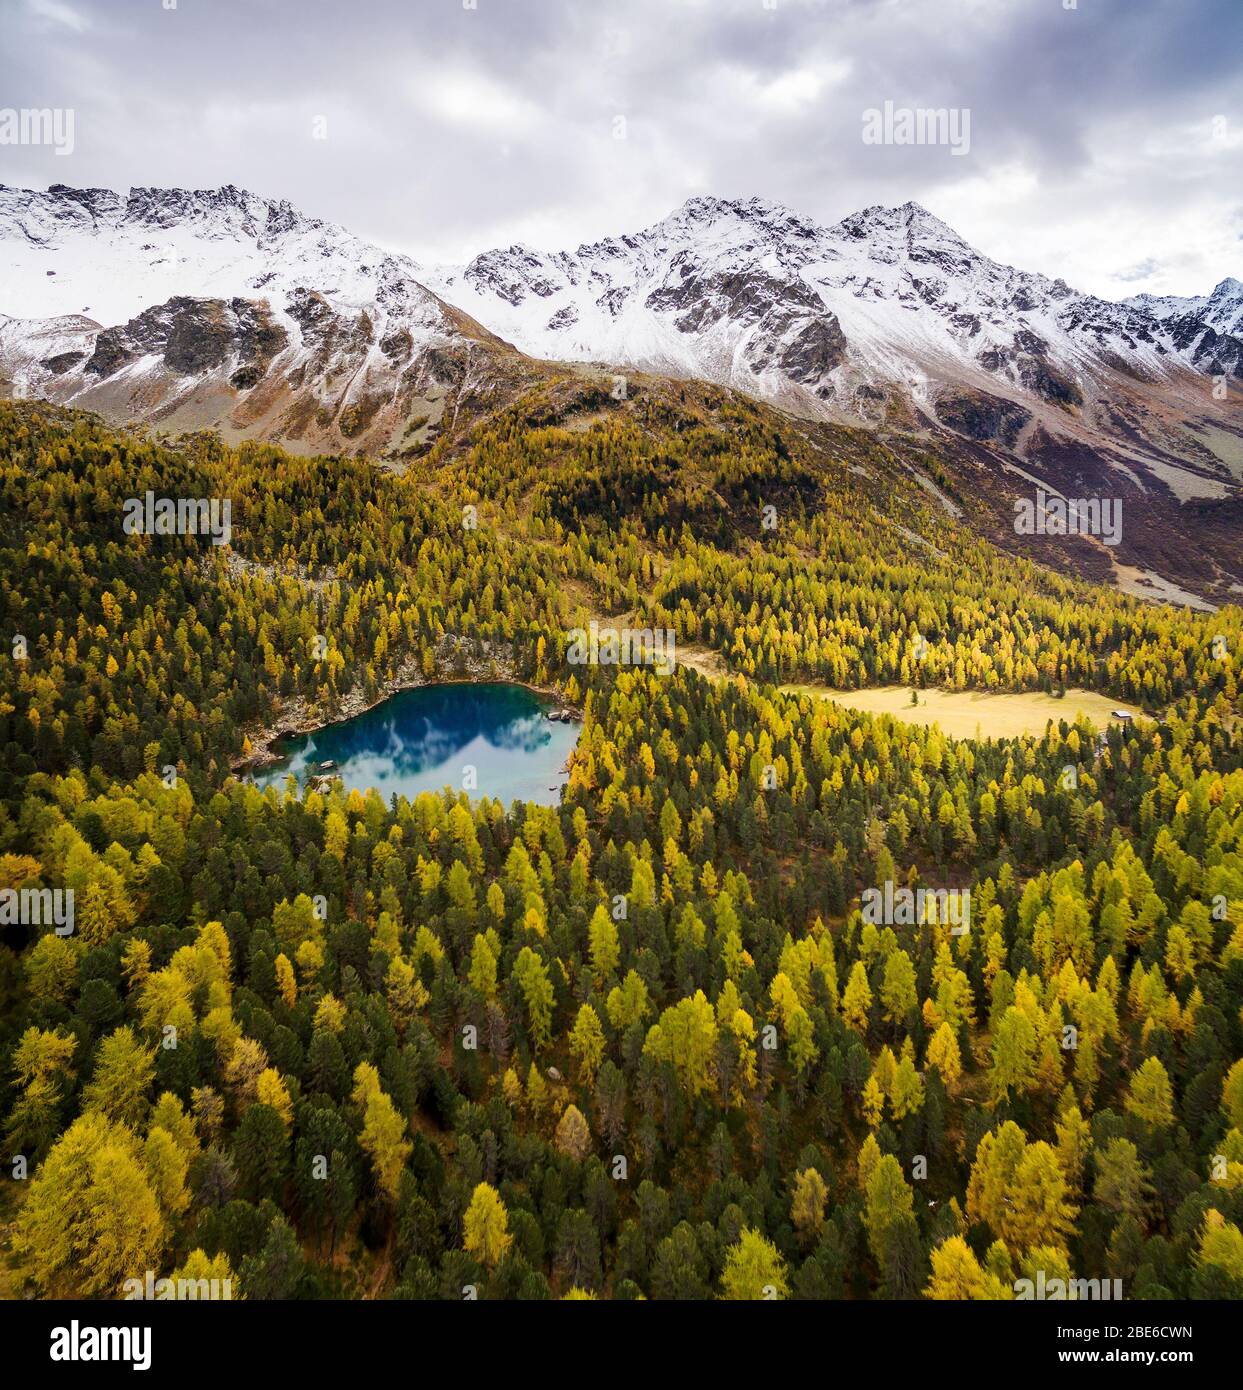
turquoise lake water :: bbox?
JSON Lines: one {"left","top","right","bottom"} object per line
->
{"left": 253, "top": 682, "right": 580, "bottom": 807}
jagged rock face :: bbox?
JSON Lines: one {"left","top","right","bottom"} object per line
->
{"left": 1, "top": 289, "right": 526, "bottom": 458}
{"left": 426, "top": 193, "right": 1241, "bottom": 423}
{"left": 84, "top": 296, "right": 288, "bottom": 379}
{"left": 645, "top": 260, "right": 848, "bottom": 388}
{"left": 41, "top": 350, "right": 87, "bottom": 375}
{"left": 1157, "top": 312, "right": 1243, "bottom": 379}
{"left": 774, "top": 317, "right": 849, "bottom": 393}
{"left": 934, "top": 387, "right": 1032, "bottom": 446}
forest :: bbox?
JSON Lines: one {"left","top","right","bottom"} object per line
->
{"left": 1, "top": 378, "right": 1241, "bottom": 1301}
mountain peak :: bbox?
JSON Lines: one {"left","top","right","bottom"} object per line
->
{"left": 660, "top": 193, "right": 809, "bottom": 236}
{"left": 678, "top": 193, "right": 792, "bottom": 218}
{"left": 1123, "top": 274, "right": 1243, "bottom": 336}
{"left": 838, "top": 199, "right": 963, "bottom": 241}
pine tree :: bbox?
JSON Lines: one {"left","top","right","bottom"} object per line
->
{"left": 464, "top": 1182, "right": 513, "bottom": 1269}
{"left": 13, "top": 1112, "right": 165, "bottom": 1296}
{"left": 569, "top": 1004, "right": 606, "bottom": 1085}
{"left": 555, "top": 1103, "right": 593, "bottom": 1161}
{"left": 720, "top": 1228, "right": 788, "bottom": 1300}
{"left": 791, "top": 1167, "right": 828, "bottom": 1242}
{"left": 1126, "top": 1057, "right": 1174, "bottom": 1130}
{"left": 352, "top": 1063, "right": 411, "bottom": 1201}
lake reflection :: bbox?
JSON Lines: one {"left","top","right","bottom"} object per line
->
{"left": 253, "top": 682, "right": 580, "bottom": 808}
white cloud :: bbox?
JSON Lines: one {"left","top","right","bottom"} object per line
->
{"left": 0, "top": 0, "right": 1237, "bottom": 297}
{"left": 410, "top": 70, "right": 542, "bottom": 134}
{"left": 743, "top": 61, "right": 852, "bottom": 114}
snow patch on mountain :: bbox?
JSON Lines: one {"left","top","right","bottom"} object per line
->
{"left": 1126, "top": 278, "right": 1243, "bottom": 337}
{"left": 0, "top": 183, "right": 439, "bottom": 332}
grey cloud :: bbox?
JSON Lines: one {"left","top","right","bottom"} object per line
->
{"left": 0, "top": 0, "right": 1238, "bottom": 294}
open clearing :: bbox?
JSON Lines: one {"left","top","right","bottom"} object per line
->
{"left": 673, "top": 645, "right": 1144, "bottom": 741}
{"left": 781, "top": 683, "right": 1140, "bottom": 740}
{"left": 676, "top": 644, "right": 732, "bottom": 681}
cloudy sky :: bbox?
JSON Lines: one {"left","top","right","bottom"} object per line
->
{"left": 1, "top": 0, "right": 1240, "bottom": 296}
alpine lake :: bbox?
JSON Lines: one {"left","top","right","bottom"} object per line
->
{"left": 252, "top": 682, "right": 580, "bottom": 808}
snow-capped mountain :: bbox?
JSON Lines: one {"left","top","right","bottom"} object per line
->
{"left": 1126, "top": 277, "right": 1243, "bottom": 339}
{"left": 0, "top": 183, "right": 526, "bottom": 454}
{"left": 426, "top": 195, "right": 1243, "bottom": 423}
{"left": 0, "top": 182, "right": 430, "bottom": 327}
{"left": 1, "top": 183, "right": 1239, "bottom": 527}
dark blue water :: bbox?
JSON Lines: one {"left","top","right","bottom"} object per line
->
{"left": 254, "top": 682, "right": 580, "bottom": 807}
